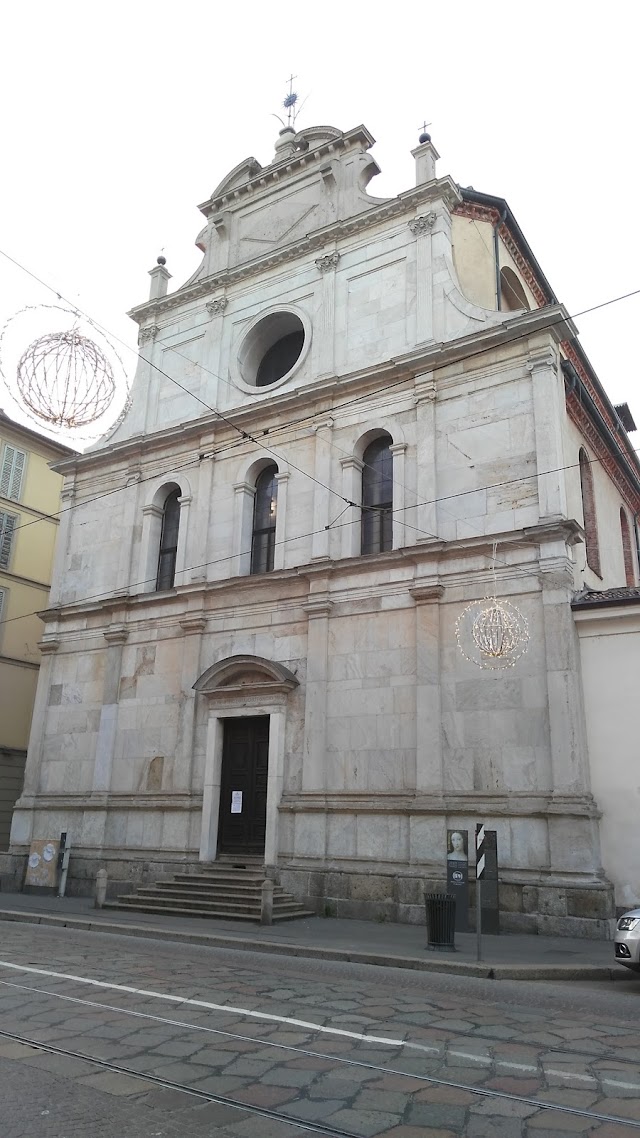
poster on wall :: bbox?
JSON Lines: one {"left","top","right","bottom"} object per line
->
{"left": 446, "top": 829, "right": 469, "bottom": 931}
{"left": 24, "top": 840, "right": 60, "bottom": 890}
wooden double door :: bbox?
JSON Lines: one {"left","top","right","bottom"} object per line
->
{"left": 218, "top": 716, "right": 269, "bottom": 854}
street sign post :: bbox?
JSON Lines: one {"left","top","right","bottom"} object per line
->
{"left": 475, "top": 823, "right": 485, "bottom": 961}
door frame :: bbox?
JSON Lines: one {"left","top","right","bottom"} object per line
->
{"left": 194, "top": 655, "right": 298, "bottom": 872}
{"left": 217, "top": 715, "right": 270, "bottom": 856}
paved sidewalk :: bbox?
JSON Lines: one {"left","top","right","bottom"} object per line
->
{"left": 0, "top": 890, "right": 627, "bottom": 982}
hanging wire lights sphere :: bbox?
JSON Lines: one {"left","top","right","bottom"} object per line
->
{"left": 455, "top": 596, "right": 530, "bottom": 670}
{"left": 16, "top": 327, "right": 116, "bottom": 430}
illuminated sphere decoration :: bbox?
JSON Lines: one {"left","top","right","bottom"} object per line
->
{"left": 455, "top": 596, "right": 529, "bottom": 670}
{"left": 16, "top": 328, "right": 116, "bottom": 430}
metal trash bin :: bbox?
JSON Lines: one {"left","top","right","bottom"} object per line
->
{"left": 424, "top": 892, "right": 456, "bottom": 952}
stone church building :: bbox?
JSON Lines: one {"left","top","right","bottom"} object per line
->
{"left": 5, "top": 121, "right": 640, "bottom": 934}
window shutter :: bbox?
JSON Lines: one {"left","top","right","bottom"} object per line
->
{"left": 1, "top": 446, "right": 26, "bottom": 501}
{"left": 0, "top": 511, "right": 17, "bottom": 569}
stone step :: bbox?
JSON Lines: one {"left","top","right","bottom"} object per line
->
{"left": 140, "top": 885, "right": 291, "bottom": 901}
{"left": 103, "top": 898, "right": 314, "bottom": 922}
{"left": 173, "top": 872, "right": 269, "bottom": 886}
{"left": 130, "top": 888, "right": 299, "bottom": 912}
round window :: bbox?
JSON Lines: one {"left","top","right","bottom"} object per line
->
{"left": 238, "top": 311, "right": 306, "bottom": 388}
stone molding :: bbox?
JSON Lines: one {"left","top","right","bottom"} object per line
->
{"left": 103, "top": 626, "right": 128, "bottom": 647}
{"left": 408, "top": 211, "right": 437, "bottom": 236}
{"left": 37, "top": 638, "right": 60, "bottom": 655}
{"left": 315, "top": 251, "right": 340, "bottom": 272}
{"left": 302, "top": 598, "right": 333, "bottom": 619}
{"left": 128, "top": 176, "right": 462, "bottom": 325}
{"left": 179, "top": 616, "right": 207, "bottom": 634}
{"left": 206, "top": 296, "right": 228, "bottom": 316}
{"left": 409, "top": 583, "right": 443, "bottom": 604}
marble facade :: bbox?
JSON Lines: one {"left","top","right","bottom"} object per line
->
{"left": 5, "top": 122, "right": 639, "bottom": 936}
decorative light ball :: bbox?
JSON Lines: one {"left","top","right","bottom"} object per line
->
{"left": 16, "top": 328, "right": 116, "bottom": 430}
{"left": 456, "top": 597, "right": 529, "bottom": 670}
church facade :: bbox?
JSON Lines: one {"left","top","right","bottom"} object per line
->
{"left": 5, "top": 122, "right": 639, "bottom": 934}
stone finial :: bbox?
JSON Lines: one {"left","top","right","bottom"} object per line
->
{"left": 274, "top": 125, "right": 297, "bottom": 163}
{"left": 411, "top": 138, "right": 440, "bottom": 186}
{"left": 148, "top": 258, "right": 172, "bottom": 300}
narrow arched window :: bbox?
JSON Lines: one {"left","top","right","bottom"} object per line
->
{"left": 156, "top": 488, "right": 180, "bottom": 590}
{"left": 579, "top": 448, "right": 601, "bottom": 576}
{"left": 500, "top": 267, "right": 530, "bottom": 311}
{"left": 251, "top": 465, "right": 278, "bottom": 574}
{"left": 361, "top": 437, "right": 393, "bottom": 555}
{"left": 620, "top": 507, "right": 635, "bottom": 587}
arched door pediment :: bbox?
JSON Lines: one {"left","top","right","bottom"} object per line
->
{"left": 193, "top": 655, "right": 298, "bottom": 701}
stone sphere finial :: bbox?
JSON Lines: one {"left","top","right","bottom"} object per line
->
{"left": 157, "top": 254, "right": 167, "bottom": 266}
{"left": 419, "top": 130, "right": 431, "bottom": 144}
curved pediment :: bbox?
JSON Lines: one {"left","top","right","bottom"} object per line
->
{"left": 210, "top": 157, "right": 263, "bottom": 201}
{"left": 194, "top": 654, "right": 299, "bottom": 695}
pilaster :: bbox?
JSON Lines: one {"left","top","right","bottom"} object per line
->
{"left": 414, "top": 372, "right": 438, "bottom": 541}
{"left": 233, "top": 481, "right": 256, "bottom": 576}
{"left": 340, "top": 456, "right": 363, "bottom": 559}
{"left": 301, "top": 591, "right": 333, "bottom": 792}
{"left": 408, "top": 214, "right": 436, "bottom": 343}
{"left": 410, "top": 583, "right": 444, "bottom": 793}
{"left": 389, "top": 442, "right": 407, "bottom": 550}
{"left": 273, "top": 471, "right": 290, "bottom": 571}
{"left": 311, "top": 418, "right": 334, "bottom": 560}
{"left": 315, "top": 251, "right": 339, "bottom": 376}
{"left": 528, "top": 345, "right": 568, "bottom": 521}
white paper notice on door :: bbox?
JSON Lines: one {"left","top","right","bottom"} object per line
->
{"left": 231, "top": 790, "right": 243, "bottom": 814}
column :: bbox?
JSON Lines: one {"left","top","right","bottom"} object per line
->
{"left": 174, "top": 493, "right": 192, "bottom": 585}
{"left": 315, "top": 252, "right": 340, "bottom": 376}
{"left": 233, "top": 482, "right": 255, "bottom": 576}
{"left": 139, "top": 503, "right": 163, "bottom": 591}
{"left": 311, "top": 418, "right": 334, "bottom": 560}
{"left": 273, "top": 471, "right": 290, "bottom": 571}
{"left": 414, "top": 372, "right": 438, "bottom": 541}
{"left": 264, "top": 706, "right": 286, "bottom": 868}
{"left": 340, "top": 457, "right": 362, "bottom": 559}
{"left": 410, "top": 584, "right": 444, "bottom": 793}
{"left": 389, "top": 442, "right": 407, "bottom": 550}
{"left": 301, "top": 596, "right": 332, "bottom": 791}
{"left": 528, "top": 345, "right": 568, "bottom": 521}
{"left": 408, "top": 214, "right": 436, "bottom": 344}
{"left": 199, "top": 713, "right": 223, "bottom": 861}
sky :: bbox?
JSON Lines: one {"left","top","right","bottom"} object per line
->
{"left": 0, "top": 1, "right": 638, "bottom": 448}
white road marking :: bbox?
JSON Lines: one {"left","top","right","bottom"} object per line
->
{"left": 0, "top": 961, "right": 639, "bottom": 1093}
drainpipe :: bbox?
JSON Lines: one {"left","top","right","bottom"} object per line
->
{"left": 494, "top": 207, "right": 508, "bottom": 310}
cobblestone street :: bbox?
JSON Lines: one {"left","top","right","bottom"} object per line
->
{"left": 0, "top": 922, "right": 638, "bottom": 1137}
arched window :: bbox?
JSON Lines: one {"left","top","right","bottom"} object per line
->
{"left": 156, "top": 488, "right": 180, "bottom": 590}
{"left": 620, "top": 507, "right": 635, "bottom": 587}
{"left": 251, "top": 465, "right": 278, "bottom": 574}
{"left": 361, "top": 436, "right": 393, "bottom": 555}
{"left": 500, "top": 267, "right": 530, "bottom": 312}
{"left": 579, "top": 448, "right": 601, "bottom": 576}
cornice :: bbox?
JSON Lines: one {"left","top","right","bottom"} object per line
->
{"left": 566, "top": 390, "right": 640, "bottom": 512}
{"left": 53, "top": 304, "right": 578, "bottom": 478}
{"left": 127, "top": 176, "right": 462, "bottom": 327}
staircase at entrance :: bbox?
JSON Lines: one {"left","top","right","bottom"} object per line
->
{"left": 102, "top": 856, "right": 314, "bottom": 923}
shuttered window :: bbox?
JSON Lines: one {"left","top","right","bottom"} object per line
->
{"left": 0, "top": 446, "right": 26, "bottom": 502}
{"left": 0, "top": 512, "right": 17, "bottom": 570}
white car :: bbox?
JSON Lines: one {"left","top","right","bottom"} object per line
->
{"left": 615, "top": 908, "right": 640, "bottom": 971}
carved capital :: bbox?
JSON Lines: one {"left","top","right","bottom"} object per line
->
{"left": 527, "top": 349, "right": 558, "bottom": 375}
{"left": 206, "top": 296, "right": 228, "bottom": 316}
{"left": 410, "top": 584, "right": 444, "bottom": 604}
{"left": 315, "top": 251, "right": 340, "bottom": 272}
{"left": 409, "top": 212, "right": 437, "bottom": 236}
{"left": 139, "top": 324, "right": 160, "bottom": 344}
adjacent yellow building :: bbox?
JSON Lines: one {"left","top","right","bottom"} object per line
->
{"left": 0, "top": 410, "right": 75, "bottom": 848}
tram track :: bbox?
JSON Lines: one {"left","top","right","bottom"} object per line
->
{"left": 1, "top": 983, "right": 639, "bottom": 1131}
